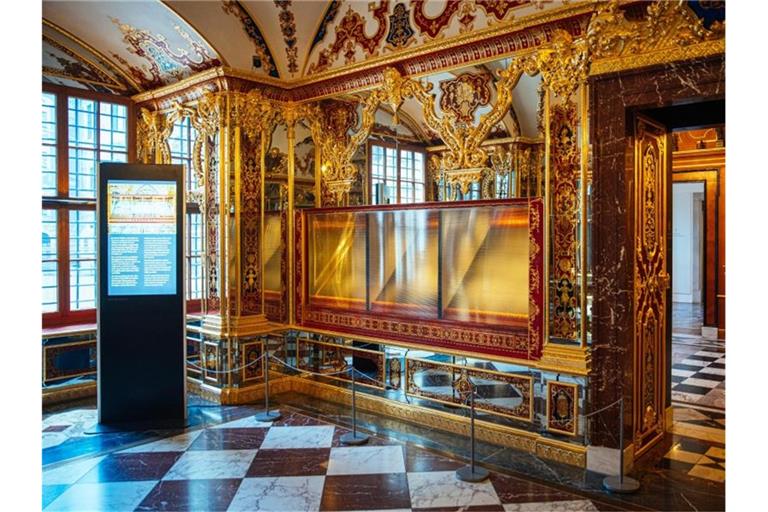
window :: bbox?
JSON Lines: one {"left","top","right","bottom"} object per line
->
{"left": 369, "top": 142, "right": 426, "bottom": 205}
{"left": 169, "top": 117, "right": 204, "bottom": 305}
{"left": 42, "top": 88, "right": 132, "bottom": 327}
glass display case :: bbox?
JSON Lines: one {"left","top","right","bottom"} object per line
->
{"left": 296, "top": 198, "right": 544, "bottom": 360}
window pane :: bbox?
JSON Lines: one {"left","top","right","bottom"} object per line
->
{"left": 43, "top": 261, "right": 58, "bottom": 313}
{"left": 42, "top": 209, "right": 58, "bottom": 313}
{"left": 42, "top": 144, "right": 57, "bottom": 196}
{"left": 42, "top": 209, "right": 58, "bottom": 259}
{"left": 43, "top": 93, "right": 57, "bottom": 196}
{"left": 414, "top": 152, "right": 424, "bottom": 182}
{"left": 170, "top": 118, "right": 197, "bottom": 192}
{"left": 99, "top": 102, "right": 127, "bottom": 153}
{"left": 415, "top": 183, "right": 425, "bottom": 202}
{"left": 68, "top": 97, "right": 96, "bottom": 148}
{"left": 99, "top": 151, "right": 127, "bottom": 163}
{"left": 69, "top": 148, "right": 97, "bottom": 198}
{"left": 186, "top": 212, "right": 203, "bottom": 300}
{"left": 42, "top": 93, "right": 56, "bottom": 142}
{"left": 69, "top": 210, "right": 96, "bottom": 310}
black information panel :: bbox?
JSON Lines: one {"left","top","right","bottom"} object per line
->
{"left": 98, "top": 163, "right": 185, "bottom": 426}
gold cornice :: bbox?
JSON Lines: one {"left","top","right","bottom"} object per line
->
{"left": 131, "top": 66, "right": 285, "bottom": 104}
{"left": 590, "top": 39, "right": 725, "bottom": 77}
{"left": 43, "top": 18, "right": 142, "bottom": 92}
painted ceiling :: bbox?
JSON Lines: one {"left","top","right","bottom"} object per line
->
{"left": 42, "top": 0, "right": 575, "bottom": 94}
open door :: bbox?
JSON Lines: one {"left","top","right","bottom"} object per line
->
{"left": 632, "top": 114, "right": 671, "bottom": 456}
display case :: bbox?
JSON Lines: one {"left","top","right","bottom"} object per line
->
{"left": 296, "top": 198, "right": 544, "bottom": 360}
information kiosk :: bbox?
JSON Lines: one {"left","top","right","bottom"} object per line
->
{"left": 97, "top": 163, "right": 186, "bottom": 426}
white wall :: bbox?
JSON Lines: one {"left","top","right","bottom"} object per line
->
{"left": 672, "top": 182, "right": 705, "bottom": 303}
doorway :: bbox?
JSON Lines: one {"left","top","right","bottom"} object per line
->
{"left": 672, "top": 181, "right": 705, "bottom": 337}
{"left": 630, "top": 103, "right": 725, "bottom": 463}
{"left": 668, "top": 126, "right": 725, "bottom": 413}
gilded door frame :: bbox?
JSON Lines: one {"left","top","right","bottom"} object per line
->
{"left": 632, "top": 113, "right": 671, "bottom": 457}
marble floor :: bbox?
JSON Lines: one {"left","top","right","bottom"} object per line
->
{"left": 43, "top": 393, "right": 726, "bottom": 512}
{"left": 671, "top": 302, "right": 705, "bottom": 337}
{"left": 43, "top": 406, "right": 621, "bottom": 511}
{"left": 660, "top": 406, "right": 725, "bottom": 484}
{"left": 671, "top": 302, "right": 725, "bottom": 411}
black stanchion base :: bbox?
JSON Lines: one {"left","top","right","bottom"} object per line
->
{"left": 255, "top": 410, "right": 282, "bottom": 422}
{"left": 340, "top": 432, "right": 369, "bottom": 445}
{"left": 603, "top": 475, "right": 640, "bottom": 493}
{"left": 455, "top": 465, "right": 489, "bottom": 482}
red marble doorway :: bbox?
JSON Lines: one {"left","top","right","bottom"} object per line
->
{"left": 587, "top": 55, "right": 725, "bottom": 463}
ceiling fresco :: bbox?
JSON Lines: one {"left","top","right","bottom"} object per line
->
{"left": 42, "top": 21, "right": 140, "bottom": 95}
{"left": 42, "top": 0, "right": 576, "bottom": 94}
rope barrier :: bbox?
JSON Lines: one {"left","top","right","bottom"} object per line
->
{"left": 268, "top": 354, "right": 353, "bottom": 378}
{"left": 186, "top": 353, "right": 266, "bottom": 374}
{"left": 583, "top": 397, "right": 623, "bottom": 418}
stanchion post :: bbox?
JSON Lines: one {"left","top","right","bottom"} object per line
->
{"left": 255, "top": 352, "right": 282, "bottom": 422}
{"left": 602, "top": 398, "right": 640, "bottom": 493}
{"left": 456, "top": 379, "right": 489, "bottom": 482}
{"left": 340, "top": 365, "right": 369, "bottom": 445}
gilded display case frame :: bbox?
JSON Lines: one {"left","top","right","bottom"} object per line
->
{"left": 294, "top": 197, "right": 545, "bottom": 362}
{"left": 404, "top": 356, "right": 534, "bottom": 423}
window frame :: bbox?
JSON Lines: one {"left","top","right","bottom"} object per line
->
{"left": 42, "top": 84, "right": 136, "bottom": 329}
{"left": 168, "top": 116, "right": 204, "bottom": 313}
{"left": 367, "top": 140, "right": 427, "bottom": 205}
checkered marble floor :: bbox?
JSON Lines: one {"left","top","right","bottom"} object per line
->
{"left": 662, "top": 407, "right": 725, "bottom": 483}
{"left": 671, "top": 345, "right": 725, "bottom": 410}
{"left": 43, "top": 410, "right": 608, "bottom": 511}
